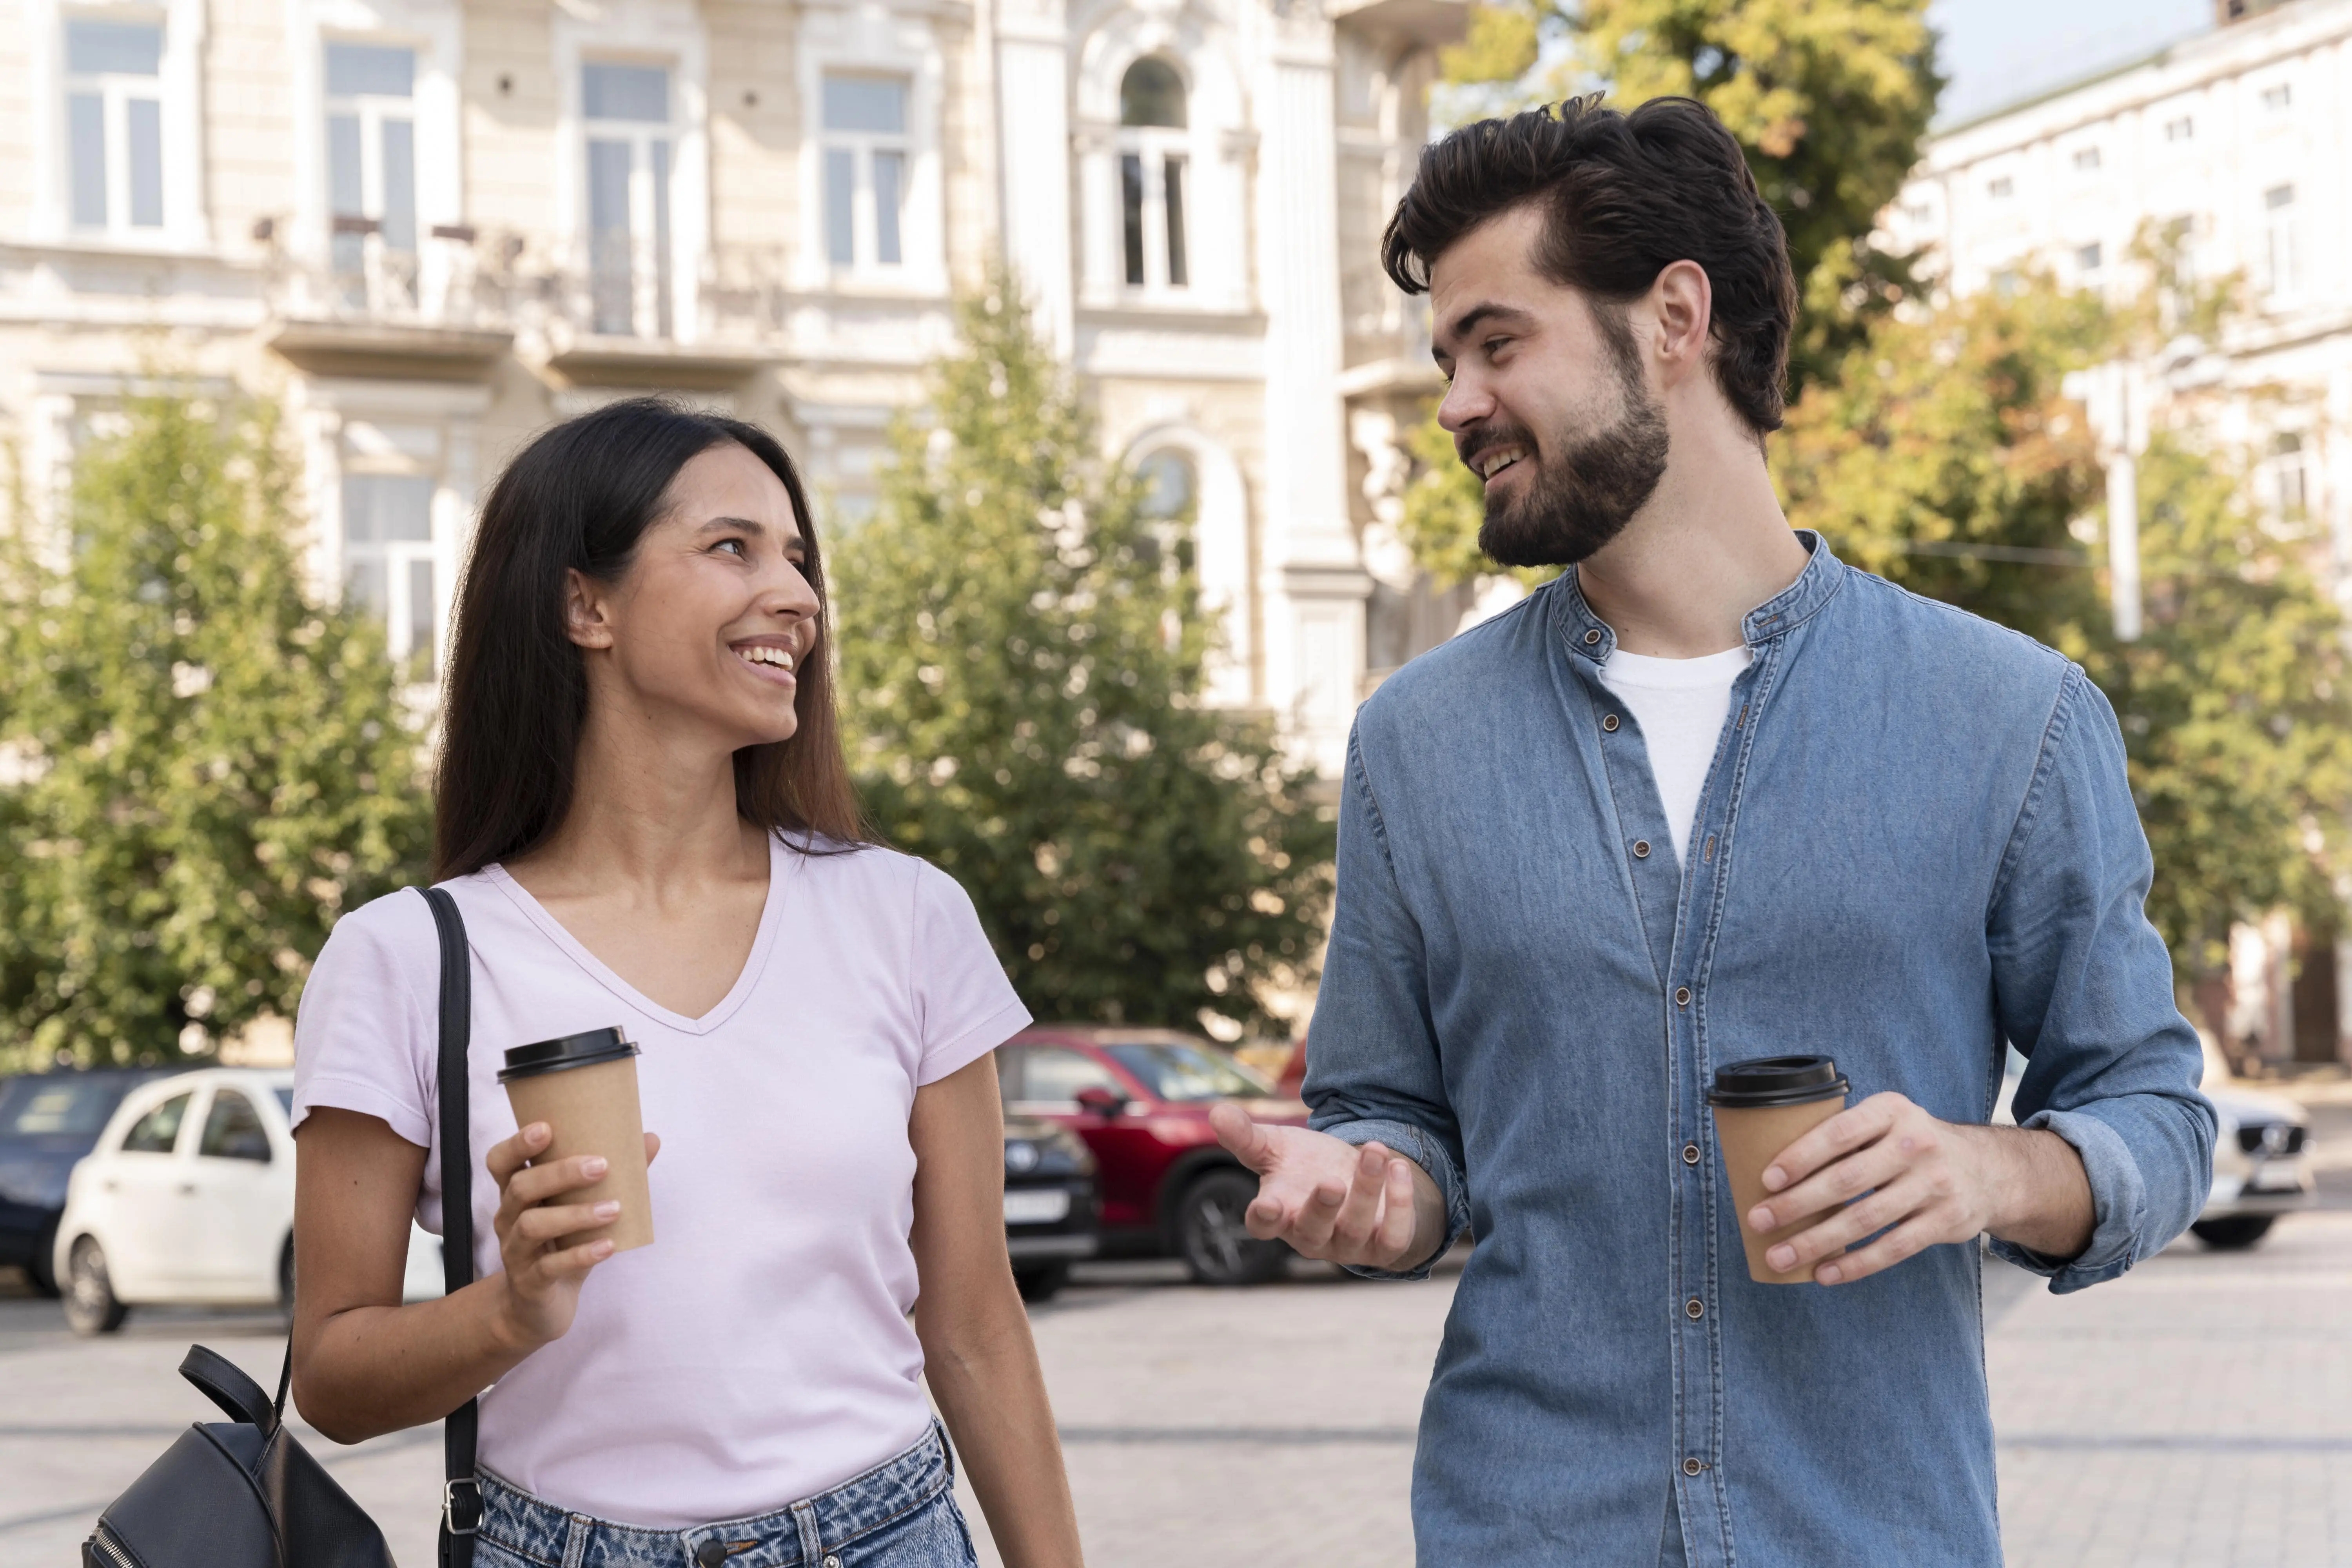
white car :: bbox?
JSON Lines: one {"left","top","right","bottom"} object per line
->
{"left": 1993, "top": 1037, "right": 2314, "bottom": 1250}
{"left": 53, "top": 1067, "right": 446, "bottom": 1336}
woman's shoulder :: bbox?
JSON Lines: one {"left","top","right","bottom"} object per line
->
{"left": 778, "top": 836, "right": 978, "bottom": 920}
{"left": 315, "top": 875, "right": 501, "bottom": 987}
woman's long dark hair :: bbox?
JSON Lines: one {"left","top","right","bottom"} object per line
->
{"left": 434, "top": 398, "right": 868, "bottom": 879}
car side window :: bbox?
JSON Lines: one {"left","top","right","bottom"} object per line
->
{"left": 198, "top": 1090, "right": 272, "bottom": 1163}
{"left": 1015, "top": 1047, "right": 1123, "bottom": 1107}
{"left": 119, "top": 1093, "right": 192, "bottom": 1154}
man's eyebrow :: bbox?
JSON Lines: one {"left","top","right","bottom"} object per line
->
{"left": 1433, "top": 302, "right": 1536, "bottom": 357}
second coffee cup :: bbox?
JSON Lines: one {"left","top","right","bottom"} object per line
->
{"left": 498, "top": 1026, "right": 655, "bottom": 1254}
{"left": 1709, "top": 1054, "right": 1849, "bottom": 1285}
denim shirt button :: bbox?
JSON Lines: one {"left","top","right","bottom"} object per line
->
{"left": 1633, "top": 840, "right": 1651, "bottom": 858}
{"left": 1685, "top": 1297, "right": 1705, "bottom": 1320}
{"left": 1602, "top": 713, "right": 1621, "bottom": 732}
{"left": 1683, "top": 1457, "right": 1706, "bottom": 1476}
{"left": 1675, "top": 986, "right": 1691, "bottom": 1006}
{"left": 1584, "top": 627, "right": 1602, "bottom": 645}
{"left": 1682, "top": 1143, "right": 1701, "bottom": 1165}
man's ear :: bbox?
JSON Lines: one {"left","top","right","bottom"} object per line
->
{"left": 1649, "top": 259, "right": 1715, "bottom": 386}
{"left": 563, "top": 567, "right": 617, "bottom": 651}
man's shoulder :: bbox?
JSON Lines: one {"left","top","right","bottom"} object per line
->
{"left": 1359, "top": 584, "right": 1556, "bottom": 734}
{"left": 1828, "top": 565, "right": 2075, "bottom": 705}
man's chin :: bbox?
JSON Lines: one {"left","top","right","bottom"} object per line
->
{"left": 1478, "top": 504, "right": 1622, "bottom": 570}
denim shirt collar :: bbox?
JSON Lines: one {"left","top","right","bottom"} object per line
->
{"left": 1552, "top": 529, "right": 1844, "bottom": 664}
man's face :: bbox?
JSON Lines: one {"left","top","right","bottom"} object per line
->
{"left": 1429, "top": 204, "right": 1669, "bottom": 568}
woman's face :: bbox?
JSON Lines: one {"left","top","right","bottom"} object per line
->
{"left": 568, "top": 440, "right": 820, "bottom": 751}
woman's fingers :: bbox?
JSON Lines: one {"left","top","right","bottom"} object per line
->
{"left": 498, "top": 1154, "right": 610, "bottom": 1218}
{"left": 644, "top": 1131, "right": 661, "bottom": 1166}
{"left": 485, "top": 1122, "right": 551, "bottom": 1187}
{"left": 510, "top": 1200, "right": 620, "bottom": 1244}
{"left": 530, "top": 1236, "right": 616, "bottom": 1283}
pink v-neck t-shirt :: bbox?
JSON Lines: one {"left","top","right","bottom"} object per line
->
{"left": 289, "top": 835, "right": 1031, "bottom": 1527}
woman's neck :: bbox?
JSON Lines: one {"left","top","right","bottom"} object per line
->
{"left": 506, "top": 701, "right": 766, "bottom": 904}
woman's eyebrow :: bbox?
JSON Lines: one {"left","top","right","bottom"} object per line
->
{"left": 695, "top": 514, "right": 806, "bottom": 549}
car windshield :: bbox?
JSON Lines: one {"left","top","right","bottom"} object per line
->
{"left": 274, "top": 1087, "right": 294, "bottom": 1119}
{"left": 0, "top": 1078, "right": 129, "bottom": 1138}
{"left": 1100, "top": 1042, "right": 1270, "bottom": 1103}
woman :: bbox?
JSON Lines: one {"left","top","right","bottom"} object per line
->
{"left": 289, "top": 399, "right": 1082, "bottom": 1566}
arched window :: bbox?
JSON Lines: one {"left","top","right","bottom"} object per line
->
{"left": 1137, "top": 448, "right": 1196, "bottom": 520}
{"left": 1117, "top": 58, "right": 1188, "bottom": 291}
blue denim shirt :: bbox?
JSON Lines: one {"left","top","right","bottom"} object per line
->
{"left": 1305, "top": 534, "right": 2214, "bottom": 1568}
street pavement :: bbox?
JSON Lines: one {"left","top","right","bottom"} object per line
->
{"left": 5, "top": 1104, "right": 2348, "bottom": 1567}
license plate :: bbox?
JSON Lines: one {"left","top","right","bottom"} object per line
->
{"left": 1004, "top": 1189, "right": 1071, "bottom": 1225}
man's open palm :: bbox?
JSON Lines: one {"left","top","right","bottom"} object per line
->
{"left": 1207, "top": 1103, "right": 1437, "bottom": 1272}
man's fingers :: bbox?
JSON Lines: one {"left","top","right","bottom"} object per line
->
{"left": 1765, "top": 1176, "right": 1923, "bottom": 1273}
{"left": 1812, "top": 1213, "right": 1934, "bottom": 1286}
{"left": 1329, "top": 1144, "right": 1390, "bottom": 1249}
{"left": 1372, "top": 1157, "right": 1418, "bottom": 1264}
{"left": 1209, "top": 1103, "right": 1274, "bottom": 1172}
{"left": 1749, "top": 1138, "right": 1906, "bottom": 1232}
{"left": 1761, "top": 1095, "right": 1905, "bottom": 1192}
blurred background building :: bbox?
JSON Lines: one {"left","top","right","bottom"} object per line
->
{"left": 1889, "top": 0, "right": 2352, "bottom": 1069}
{"left": 0, "top": 0, "right": 1465, "bottom": 780}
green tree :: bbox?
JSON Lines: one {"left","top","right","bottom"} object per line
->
{"left": 831, "top": 282, "right": 1334, "bottom": 1034}
{"left": 1778, "top": 264, "right": 2352, "bottom": 979}
{"left": 0, "top": 394, "right": 430, "bottom": 1068}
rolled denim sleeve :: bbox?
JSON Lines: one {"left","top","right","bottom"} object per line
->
{"left": 1303, "top": 728, "right": 1472, "bottom": 1280}
{"left": 1985, "top": 667, "right": 2216, "bottom": 1292}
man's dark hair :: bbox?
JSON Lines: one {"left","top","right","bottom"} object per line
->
{"left": 1382, "top": 95, "right": 1798, "bottom": 436}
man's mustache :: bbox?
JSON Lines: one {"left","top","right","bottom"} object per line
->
{"left": 1456, "top": 421, "right": 1539, "bottom": 470}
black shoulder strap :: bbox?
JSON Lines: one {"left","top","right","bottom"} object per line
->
{"left": 421, "top": 887, "right": 481, "bottom": 1564}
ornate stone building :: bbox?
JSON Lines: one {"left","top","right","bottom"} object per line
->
{"left": 0, "top": 0, "right": 1465, "bottom": 777}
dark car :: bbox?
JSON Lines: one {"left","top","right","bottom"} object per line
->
{"left": 0, "top": 1068, "right": 172, "bottom": 1296}
{"left": 998, "top": 1027, "right": 1311, "bottom": 1285}
{"left": 1003, "top": 1114, "right": 1097, "bottom": 1302}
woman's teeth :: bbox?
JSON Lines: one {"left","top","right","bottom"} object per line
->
{"left": 738, "top": 646, "right": 796, "bottom": 673}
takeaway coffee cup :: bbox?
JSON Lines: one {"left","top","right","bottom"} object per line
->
{"left": 1709, "top": 1055, "right": 1850, "bottom": 1285}
{"left": 498, "top": 1027, "right": 654, "bottom": 1254}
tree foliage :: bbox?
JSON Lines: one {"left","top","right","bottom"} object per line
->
{"left": 832, "top": 282, "right": 1334, "bottom": 1035}
{"left": 1778, "top": 260, "right": 2352, "bottom": 978}
{"left": 0, "top": 394, "right": 430, "bottom": 1068}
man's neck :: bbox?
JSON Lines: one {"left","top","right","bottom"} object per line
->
{"left": 1573, "top": 434, "right": 1808, "bottom": 659}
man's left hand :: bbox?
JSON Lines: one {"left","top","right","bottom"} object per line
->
{"left": 1746, "top": 1091, "right": 2092, "bottom": 1285}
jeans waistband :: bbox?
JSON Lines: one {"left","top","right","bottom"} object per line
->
{"left": 476, "top": 1422, "right": 954, "bottom": 1568}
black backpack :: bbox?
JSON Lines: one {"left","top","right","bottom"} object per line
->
{"left": 85, "top": 887, "right": 484, "bottom": 1568}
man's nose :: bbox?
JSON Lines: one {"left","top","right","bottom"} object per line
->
{"left": 1437, "top": 370, "right": 1490, "bottom": 436}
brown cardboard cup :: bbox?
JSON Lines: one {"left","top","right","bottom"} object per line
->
{"left": 1709, "top": 1055, "right": 1849, "bottom": 1285}
{"left": 499, "top": 1027, "right": 654, "bottom": 1254}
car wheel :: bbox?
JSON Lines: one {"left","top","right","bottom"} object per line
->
{"left": 1014, "top": 1263, "right": 1070, "bottom": 1303}
{"left": 27, "top": 1218, "right": 63, "bottom": 1299}
{"left": 2190, "top": 1216, "right": 2274, "bottom": 1250}
{"left": 1177, "top": 1169, "right": 1292, "bottom": 1286}
{"left": 64, "top": 1237, "right": 129, "bottom": 1337}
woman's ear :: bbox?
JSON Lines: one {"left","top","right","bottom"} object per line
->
{"left": 563, "top": 567, "right": 617, "bottom": 651}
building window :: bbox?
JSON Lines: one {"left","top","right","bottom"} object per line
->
{"left": 2072, "top": 147, "right": 2101, "bottom": 172}
{"left": 2265, "top": 183, "right": 2299, "bottom": 299}
{"left": 582, "top": 62, "right": 673, "bottom": 337}
{"left": 1987, "top": 175, "right": 2014, "bottom": 200}
{"left": 820, "top": 75, "right": 909, "bottom": 271}
{"left": 324, "top": 43, "right": 417, "bottom": 308}
{"left": 2262, "top": 83, "right": 2292, "bottom": 111}
{"left": 1118, "top": 58, "right": 1189, "bottom": 291}
{"left": 2165, "top": 116, "right": 2194, "bottom": 142}
{"left": 342, "top": 474, "right": 439, "bottom": 674}
{"left": 2271, "top": 433, "right": 2307, "bottom": 518}
{"left": 2076, "top": 242, "right": 2103, "bottom": 273}
{"left": 64, "top": 18, "right": 165, "bottom": 234}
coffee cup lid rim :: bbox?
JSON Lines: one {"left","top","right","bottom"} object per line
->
{"left": 498, "top": 1026, "right": 639, "bottom": 1082}
{"left": 1707, "top": 1053, "right": 1848, "bottom": 1108}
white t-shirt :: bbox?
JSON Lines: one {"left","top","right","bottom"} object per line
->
{"left": 1595, "top": 645, "right": 1752, "bottom": 867}
{"left": 290, "top": 835, "right": 1031, "bottom": 1528}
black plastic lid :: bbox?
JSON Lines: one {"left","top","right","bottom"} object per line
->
{"left": 1708, "top": 1054, "right": 1848, "bottom": 1109}
{"left": 498, "top": 1027, "right": 639, "bottom": 1083}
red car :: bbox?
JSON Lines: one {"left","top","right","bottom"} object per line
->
{"left": 996, "top": 1027, "right": 1310, "bottom": 1285}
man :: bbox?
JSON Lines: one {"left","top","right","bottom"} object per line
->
{"left": 1210, "top": 97, "right": 2213, "bottom": 1566}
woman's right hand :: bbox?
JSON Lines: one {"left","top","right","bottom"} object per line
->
{"left": 484, "top": 1122, "right": 653, "bottom": 1350}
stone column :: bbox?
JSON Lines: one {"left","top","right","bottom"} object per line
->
{"left": 1254, "top": 11, "right": 1368, "bottom": 779}
{"left": 994, "top": 0, "right": 1076, "bottom": 355}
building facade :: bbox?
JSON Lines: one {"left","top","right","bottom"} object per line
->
{"left": 0, "top": 0, "right": 1465, "bottom": 780}
{"left": 1885, "top": 0, "right": 2352, "bottom": 1067}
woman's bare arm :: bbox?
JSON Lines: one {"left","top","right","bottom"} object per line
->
{"left": 909, "top": 1056, "right": 1083, "bottom": 1568}
{"left": 291, "top": 1107, "right": 651, "bottom": 1443}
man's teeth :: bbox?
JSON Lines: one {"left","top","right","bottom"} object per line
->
{"left": 1478, "top": 449, "right": 1525, "bottom": 480}
{"left": 739, "top": 646, "right": 796, "bottom": 671}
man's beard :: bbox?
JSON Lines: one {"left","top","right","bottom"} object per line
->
{"left": 1467, "top": 330, "right": 1670, "bottom": 570}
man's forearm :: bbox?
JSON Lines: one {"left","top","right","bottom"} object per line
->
{"left": 1970, "top": 1124, "right": 2094, "bottom": 1260}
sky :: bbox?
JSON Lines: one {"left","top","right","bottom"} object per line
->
{"left": 1929, "top": 0, "right": 2216, "bottom": 126}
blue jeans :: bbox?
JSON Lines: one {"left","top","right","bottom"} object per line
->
{"left": 471, "top": 1424, "right": 978, "bottom": 1568}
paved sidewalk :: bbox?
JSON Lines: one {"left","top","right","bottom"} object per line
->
{"left": 6, "top": 1218, "right": 2347, "bottom": 1565}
